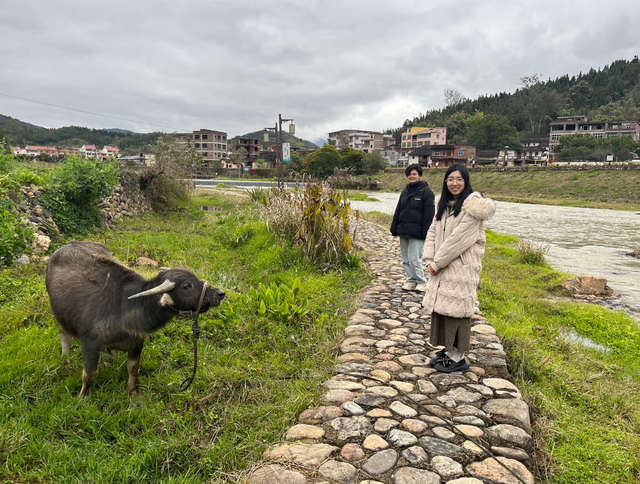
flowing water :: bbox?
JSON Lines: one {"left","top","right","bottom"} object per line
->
{"left": 349, "top": 193, "right": 640, "bottom": 317}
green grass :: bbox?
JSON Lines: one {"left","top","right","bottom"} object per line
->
{"left": 347, "top": 192, "right": 379, "bottom": 202}
{"left": 480, "top": 230, "right": 640, "bottom": 483}
{"left": 0, "top": 192, "right": 369, "bottom": 483}
{"left": 377, "top": 169, "right": 640, "bottom": 211}
{"left": 358, "top": 211, "right": 393, "bottom": 228}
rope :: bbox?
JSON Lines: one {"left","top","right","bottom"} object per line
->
{"left": 179, "top": 281, "right": 207, "bottom": 392}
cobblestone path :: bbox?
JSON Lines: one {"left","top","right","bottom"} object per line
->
{"left": 250, "top": 220, "right": 535, "bottom": 484}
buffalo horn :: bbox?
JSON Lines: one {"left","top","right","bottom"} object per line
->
{"left": 128, "top": 280, "right": 176, "bottom": 299}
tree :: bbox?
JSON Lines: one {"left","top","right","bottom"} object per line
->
{"left": 444, "top": 88, "right": 468, "bottom": 109}
{"left": 593, "top": 98, "right": 640, "bottom": 122}
{"left": 302, "top": 145, "right": 342, "bottom": 178}
{"left": 362, "top": 150, "right": 386, "bottom": 173}
{"left": 228, "top": 147, "right": 248, "bottom": 172}
{"left": 517, "top": 74, "right": 565, "bottom": 134}
{"left": 339, "top": 147, "right": 366, "bottom": 170}
{"left": 140, "top": 134, "right": 204, "bottom": 210}
{"left": 568, "top": 80, "right": 593, "bottom": 113}
{"left": 287, "top": 151, "right": 304, "bottom": 173}
{"left": 443, "top": 111, "right": 470, "bottom": 143}
{"left": 466, "top": 112, "right": 519, "bottom": 150}
{"left": 143, "top": 134, "right": 203, "bottom": 188}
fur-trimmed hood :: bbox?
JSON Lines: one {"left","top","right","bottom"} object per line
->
{"left": 434, "top": 191, "right": 496, "bottom": 222}
{"left": 463, "top": 191, "right": 496, "bottom": 221}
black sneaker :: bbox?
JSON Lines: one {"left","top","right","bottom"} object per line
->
{"left": 429, "top": 348, "right": 447, "bottom": 366}
{"left": 434, "top": 356, "right": 470, "bottom": 373}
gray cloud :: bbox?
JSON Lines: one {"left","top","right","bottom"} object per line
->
{"left": 1, "top": 0, "right": 639, "bottom": 145}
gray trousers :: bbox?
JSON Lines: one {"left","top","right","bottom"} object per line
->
{"left": 399, "top": 236, "right": 426, "bottom": 284}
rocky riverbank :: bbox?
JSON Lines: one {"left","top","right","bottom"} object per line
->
{"left": 249, "top": 220, "right": 535, "bottom": 484}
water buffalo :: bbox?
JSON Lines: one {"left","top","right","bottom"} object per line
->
{"left": 45, "top": 241, "right": 225, "bottom": 397}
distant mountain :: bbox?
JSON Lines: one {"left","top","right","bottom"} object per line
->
{"left": 0, "top": 114, "right": 163, "bottom": 155}
{"left": 233, "top": 130, "right": 318, "bottom": 150}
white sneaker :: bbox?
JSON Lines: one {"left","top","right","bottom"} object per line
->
{"left": 415, "top": 283, "right": 428, "bottom": 292}
{"left": 401, "top": 282, "right": 417, "bottom": 290}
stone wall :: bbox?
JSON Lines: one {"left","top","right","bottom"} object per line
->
{"left": 99, "top": 171, "right": 151, "bottom": 229}
{"left": 13, "top": 171, "right": 151, "bottom": 264}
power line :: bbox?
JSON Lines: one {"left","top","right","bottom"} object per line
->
{"left": 0, "top": 92, "right": 189, "bottom": 132}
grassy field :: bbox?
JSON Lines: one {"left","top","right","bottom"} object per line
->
{"left": 360, "top": 210, "right": 640, "bottom": 483}
{"left": 376, "top": 168, "right": 640, "bottom": 211}
{"left": 0, "top": 191, "right": 370, "bottom": 483}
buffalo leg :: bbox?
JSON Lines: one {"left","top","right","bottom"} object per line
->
{"left": 79, "top": 342, "right": 100, "bottom": 397}
{"left": 58, "top": 326, "right": 72, "bottom": 365}
{"left": 127, "top": 341, "right": 144, "bottom": 397}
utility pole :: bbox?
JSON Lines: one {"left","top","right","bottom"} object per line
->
{"left": 266, "top": 115, "right": 294, "bottom": 190}
{"left": 277, "top": 114, "right": 294, "bottom": 190}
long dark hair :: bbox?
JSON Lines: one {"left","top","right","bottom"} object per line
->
{"left": 435, "top": 164, "right": 473, "bottom": 221}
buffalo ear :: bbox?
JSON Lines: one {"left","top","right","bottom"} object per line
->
{"left": 128, "top": 280, "right": 176, "bottom": 299}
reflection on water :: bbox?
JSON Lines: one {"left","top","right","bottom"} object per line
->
{"left": 349, "top": 193, "right": 640, "bottom": 311}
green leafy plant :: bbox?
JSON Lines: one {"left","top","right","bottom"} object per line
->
{"left": 248, "top": 280, "right": 309, "bottom": 324}
{"left": 40, "top": 155, "right": 119, "bottom": 235}
{"left": 0, "top": 199, "right": 34, "bottom": 266}
{"left": 294, "top": 183, "right": 359, "bottom": 267}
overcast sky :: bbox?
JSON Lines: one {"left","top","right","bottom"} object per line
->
{"left": 2, "top": 0, "right": 639, "bottom": 146}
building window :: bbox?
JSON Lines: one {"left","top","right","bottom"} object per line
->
{"left": 608, "top": 133, "right": 618, "bottom": 137}
{"left": 194, "top": 134, "right": 200, "bottom": 140}
{"left": 223, "top": 136, "right": 226, "bottom": 141}
{"left": 223, "top": 144, "right": 226, "bottom": 149}
{"left": 435, "top": 151, "right": 440, "bottom": 156}
{"left": 202, "top": 143, "right": 208, "bottom": 148}
{"left": 552, "top": 125, "right": 564, "bottom": 131}
{"left": 565, "top": 124, "right": 576, "bottom": 130}
{"left": 458, "top": 150, "right": 464, "bottom": 156}
{"left": 592, "top": 133, "right": 603, "bottom": 139}
{"left": 202, "top": 134, "right": 208, "bottom": 140}
{"left": 551, "top": 134, "right": 561, "bottom": 141}
{"left": 626, "top": 124, "right": 633, "bottom": 129}
{"left": 195, "top": 143, "right": 200, "bottom": 148}
{"left": 202, "top": 152, "right": 208, "bottom": 157}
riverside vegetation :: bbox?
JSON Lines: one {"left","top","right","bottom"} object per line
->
{"left": 2, "top": 150, "right": 639, "bottom": 482}
{"left": 0, "top": 188, "right": 369, "bottom": 483}
{"left": 376, "top": 168, "right": 640, "bottom": 211}
{"left": 360, "top": 210, "right": 640, "bottom": 483}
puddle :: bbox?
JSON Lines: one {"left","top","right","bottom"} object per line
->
{"left": 560, "top": 327, "right": 610, "bottom": 354}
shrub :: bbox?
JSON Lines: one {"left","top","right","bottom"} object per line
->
{"left": 294, "top": 183, "right": 359, "bottom": 267}
{"left": 517, "top": 238, "right": 550, "bottom": 265}
{"left": 40, "top": 155, "right": 119, "bottom": 235}
{"left": 0, "top": 155, "right": 40, "bottom": 265}
{"left": 251, "top": 188, "right": 301, "bottom": 240}
{"left": 0, "top": 198, "right": 34, "bottom": 266}
{"left": 143, "top": 175, "right": 190, "bottom": 211}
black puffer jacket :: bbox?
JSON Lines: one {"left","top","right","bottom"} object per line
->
{"left": 390, "top": 180, "right": 435, "bottom": 239}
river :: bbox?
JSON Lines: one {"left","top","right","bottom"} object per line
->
{"left": 349, "top": 192, "right": 640, "bottom": 317}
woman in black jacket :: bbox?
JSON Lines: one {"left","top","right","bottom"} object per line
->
{"left": 390, "top": 164, "right": 435, "bottom": 291}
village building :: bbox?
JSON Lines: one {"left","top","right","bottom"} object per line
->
{"left": 407, "top": 143, "right": 475, "bottom": 168}
{"left": 177, "top": 128, "right": 228, "bottom": 166}
{"left": 549, "top": 116, "right": 640, "bottom": 148}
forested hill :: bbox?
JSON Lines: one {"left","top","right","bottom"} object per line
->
{"left": 234, "top": 130, "right": 318, "bottom": 150}
{"left": 1, "top": 115, "right": 319, "bottom": 155}
{"left": 389, "top": 57, "right": 640, "bottom": 144}
{"left": 0, "top": 114, "right": 164, "bottom": 156}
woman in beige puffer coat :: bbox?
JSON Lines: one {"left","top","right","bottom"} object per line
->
{"left": 422, "top": 164, "right": 495, "bottom": 373}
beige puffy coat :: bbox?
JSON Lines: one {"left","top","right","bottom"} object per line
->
{"left": 421, "top": 191, "right": 496, "bottom": 318}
